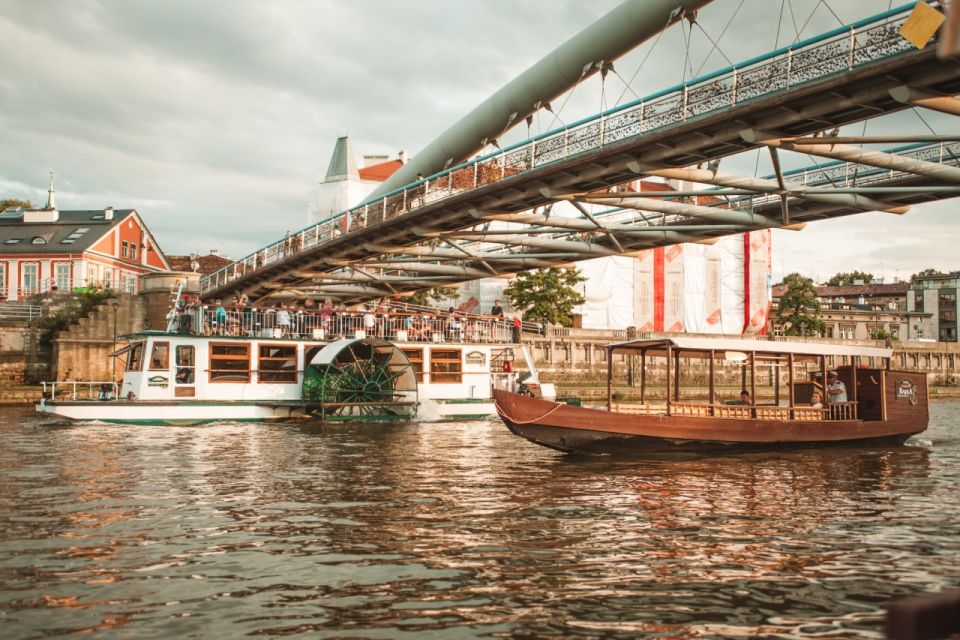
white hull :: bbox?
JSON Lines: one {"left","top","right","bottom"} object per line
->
{"left": 36, "top": 398, "right": 498, "bottom": 425}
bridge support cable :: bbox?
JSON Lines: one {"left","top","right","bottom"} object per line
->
{"left": 368, "top": 0, "right": 715, "bottom": 199}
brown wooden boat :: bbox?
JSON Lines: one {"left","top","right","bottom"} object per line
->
{"left": 494, "top": 337, "right": 928, "bottom": 454}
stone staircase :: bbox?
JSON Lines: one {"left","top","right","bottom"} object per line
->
{"left": 51, "top": 295, "right": 146, "bottom": 382}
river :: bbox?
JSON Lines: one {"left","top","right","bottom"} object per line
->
{"left": 1, "top": 402, "right": 958, "bottom": 638}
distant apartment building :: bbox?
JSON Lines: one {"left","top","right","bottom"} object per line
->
{"left": 0, "top": 178, "right": 170, "bottom": 300}
{"left": 770, "top": 281, "right": 930, "bottom": 341}
{"left": 907, "top": 271, "right": 960, "bottom": 342}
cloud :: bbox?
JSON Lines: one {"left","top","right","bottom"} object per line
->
{"left": 1, "top": 0, "right": 952, "bottom": 277}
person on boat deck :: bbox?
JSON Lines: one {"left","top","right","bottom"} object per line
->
{"left": 827, "top": 371, "right": 847, "bottom": 403}
{"left": 276, "top": 304, "right": 291, "bottom": 336}
{"left": 738, "top": 390, "right": 751, "bottom": 405}
{"left": 214, "top": 299, "right": 228, "bottom": 335}
{"left": 810, "top": 391, "right": 824, "bottom": 409}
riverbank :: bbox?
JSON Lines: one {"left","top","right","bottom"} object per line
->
{"left": 0, "top": 386, "right": 41, "bottom": 405}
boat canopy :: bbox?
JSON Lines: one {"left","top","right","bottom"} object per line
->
{"left": 608, "top": 337, "right": 892, "bottom": 360}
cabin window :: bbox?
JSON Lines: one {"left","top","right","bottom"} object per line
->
{"left": 126, "top": 342, "right": 144, "bottom": 371}
{"left": 209, "top": 342, "right": 251, "bottom": 383}
{"left": 176, "top": 345, "right": 195, "bottom": 384}
{"left": 401, "top": 348, "right": 424, "bottom": 383}
{"left": 258, "top": 344, "right": 298, "bottom": 383}
{"left": 149, "top": 341, "right": 170, "bottom": 370}
{"left": 430, "top": 349, "right": 462, "bottom": 384}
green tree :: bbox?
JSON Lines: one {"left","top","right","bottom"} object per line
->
{"left": 825, "top": 270, "right": 874, "bottom": 286}
{"left": 0, "top": 198, "right": 34, "bottom": 212}
{"left": 911, "top": 268, "right": 943, "bottom": 280}
{"left": 775, "top": 273, "right": 825, "bottom": 337}
{"left": 504, "top": 267, "right": 586, "bottom": 327}
{"left": 404, "top": 287, "right": 459, "bottom": 308}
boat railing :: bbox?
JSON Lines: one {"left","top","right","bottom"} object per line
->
{"left": 662, "top": 401, "right": 858, "bottom": 420}
{"left": 42, "top": 381, "right": 119, "bottom": 402}
{"left": 169, "top": 307, "right": 517, "bottom": 344}
{"left": 611, "top": 402, "right": 665, "bottom": 415}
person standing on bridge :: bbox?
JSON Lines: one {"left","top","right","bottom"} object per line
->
{"left": 490, "top": 299, "right": 504, "bottom": 317}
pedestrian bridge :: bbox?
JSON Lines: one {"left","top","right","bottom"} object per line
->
{"left": 201, "top": 3, "right": 960, "bottom": 303}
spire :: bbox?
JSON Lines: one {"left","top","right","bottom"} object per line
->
{"left": 44, "top": 171, "right": 57, "bottom": 210}
{"left": 323, "top": 136, "right": 359, "bottom": 182}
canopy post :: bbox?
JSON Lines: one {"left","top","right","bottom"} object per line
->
{"left": 851, "top": 355, "right": 859, "bottom": 417}
{"left": 708, "top": 349, "right": 716, "bottom": 415}
{"left": 788, "top": 352, "right": 795, "bottom": 417}
{"left": 821, "top": 355, "right": 828, "bottom": 411}
{"left": 665, "top": 345, "right": 672, "bottom": 416}
{"left": 749, "top": 351, "right": 756, "bottom": 407}
{"left": 674, "top": 349, "right": 681, "bottom": 402}
{"left": 640, "top": 349, "right": 647, "bottom": 404}
{"left": 774, "top": 359, "right": 781, "bottom": 406}
{"left": 606, "top": 347, "right": 614, "bottom": 410}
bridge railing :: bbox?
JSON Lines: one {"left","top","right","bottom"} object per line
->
{"left": 202, "top": 2, "right": 925, "bottom": 295}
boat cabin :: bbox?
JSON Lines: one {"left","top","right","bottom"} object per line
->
{"left": 605, "top": 337, "right": 927, "bottom": 423}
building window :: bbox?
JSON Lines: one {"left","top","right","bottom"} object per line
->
{"left": 401, "top": 348, "right": 424, "bottom": 383}
{"left": 0, "top": 263, "right": 6, "bottom": 299}
{"left": 430, "top": 349, "right": 462, "bottom": 383}
{"left": 126, "top": 342, "right": 144, "bottom": 371}
{"left": 258, "top": 344, "right": 297, "bottom": 383}
{"left": 839, "top": 325, "right": 855, "bottom": 340}
{"left": 31, "top": 237, "right": 46, "bottom": 245}
{"left": 103, "top": 267, "right": 113, "bottom": 289}
{"left": 176, "top": 345, "right": 195, "bottom": 384}
{"left": 940, "top": 327, "right": 957, "bottom": 342}
{"left": 55, "top": 263, "right": 71, "bottom": 291}
{"left": 149, "top": 341, "right": 170, "bottom": 370}
{"left": 209, "top": 342, "right": 251, "bottom": 383}
{"left": 121, "top": 241, "right": 129, "bottom": 258}
{"left": 130, "top": 244, "right": 138, "bottom": 261}
{"left": 21, "top": 263, "right": 38, "bottom": 294}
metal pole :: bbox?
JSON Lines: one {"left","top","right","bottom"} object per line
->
{"left": 111, "top": 301, "right": 119, "bottom": 382}
{"left": 708, "top": 349, "right": 715, "bottom": 415}
{"left": 640, "top": 350, "right": 646, "bottom": 404}
{"left": 788, "top": 353, "right": 795, "bottom": 415}
{"left": 665, "top": 345, "right": 672, "bottom": 416}
{"left": 606, "top": 347, "right": 614, "bottom": 409}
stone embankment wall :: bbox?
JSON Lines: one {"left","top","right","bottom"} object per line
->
{"left": 526, "top": 327, "right": 960, "bottom": 387}
{"left": 52, "top": 295, "right": 145, "bottom": 382}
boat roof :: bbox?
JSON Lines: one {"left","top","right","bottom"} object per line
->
{"left": 609, "top": 337, "right": 892, "bottom": 359}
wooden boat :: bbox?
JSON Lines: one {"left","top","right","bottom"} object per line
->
{"left": 493, "top": 337, "right": 928, "bottom": 454}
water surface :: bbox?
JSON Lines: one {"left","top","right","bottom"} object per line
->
{"left": 1, "top": 402, "right": 958, "bottom": 638}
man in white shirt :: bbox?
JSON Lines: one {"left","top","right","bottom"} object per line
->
{"left": 827, "top": 371, "right": 847, "bottom": 403}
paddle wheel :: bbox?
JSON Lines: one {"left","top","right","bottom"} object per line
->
{"left": 302, "top": 338, "right": 418, "bottom": 421}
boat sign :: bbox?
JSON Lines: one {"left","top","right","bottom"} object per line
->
{"left": 148, "top": 375, "right": 169, "bottom": 389}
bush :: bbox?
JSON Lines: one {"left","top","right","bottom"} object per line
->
{"left": 37, "top": 287, "right": 116, "bottom": 347}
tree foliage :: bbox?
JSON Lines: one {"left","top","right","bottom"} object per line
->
{"left": 911, "top": 268, "right": 943, "bottom": 280}
{"left": 775, "top": 273, "right": 825, "bottom": 337}
{"left": 504, "top": 267, "right": 586, "bottom": 327}
{"left": 37, "top": 287, "right": 117, "bottom": 347}
{"left": 825, "top": 270, "right": 874, "bottom": 286}
{"left": 0, "top": 198, "right": 34, "bottom": 212}
{"left": 403, "top": 287, "right": 459, "bottom": 308}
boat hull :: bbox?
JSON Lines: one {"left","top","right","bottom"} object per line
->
{"left": 36, "top": 398, "right": 496, "bottom": 425}
{"left": 492, "top": 389, "right": 928, "bottom": 454}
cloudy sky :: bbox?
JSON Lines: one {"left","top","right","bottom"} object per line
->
{"left": 1, "top": 0, "right": 956, "bottom": 283}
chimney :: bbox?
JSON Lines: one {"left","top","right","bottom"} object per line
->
{"left": 399, "top": 150, "right": 409, "bottom": 164}
{"left": 210, "top": 249, "right": 219, "bottom": 257}
{"left": 104, "top": 207, "right": 114, "bottom": 221}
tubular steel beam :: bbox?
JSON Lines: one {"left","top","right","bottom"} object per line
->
{"left": 889, "top": 85, "right": 960, "bottom": 116}
{"left": 630, "top": 165, "right": 911, "bottom": 214}
{"left": 744, "top": 128, "right": 960, "bottom": 184}
{"left": 368, "top": 0, "right": 713, "bottom": 199}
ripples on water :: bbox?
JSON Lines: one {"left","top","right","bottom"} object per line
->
{"left": 0, "top": 402, "right": 958, "bottom": 638}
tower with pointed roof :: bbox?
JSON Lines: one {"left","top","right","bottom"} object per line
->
{"left": 307, "top": 136, "right": 408, "bottom": 225}
{"left": 45, "top": 171, "right": 57, "bottom": 211}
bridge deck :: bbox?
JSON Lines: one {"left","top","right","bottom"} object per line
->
{"left": 202, "top": 4, "right": 960, "bottom": 302}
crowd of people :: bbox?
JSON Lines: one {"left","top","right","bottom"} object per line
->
{"left": 172, "top": 295, "right": 525, "bottom": 344}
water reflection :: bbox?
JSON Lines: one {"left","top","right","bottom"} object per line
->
{"left": 0, "top": 404, "right": 957, "bottom": 638}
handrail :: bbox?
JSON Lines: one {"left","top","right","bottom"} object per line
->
{"left": 201, "top": 2, "right": 927, "bottom": 295}
{"left": 670, "top": 400, "right": 858, "bottom": 420}
{"left": 42, "top": 381, "right": 119, "bottom": 401}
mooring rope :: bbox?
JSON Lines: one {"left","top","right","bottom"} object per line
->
{"left": 495, "top": 400, "right": 565, "bottom": 425}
